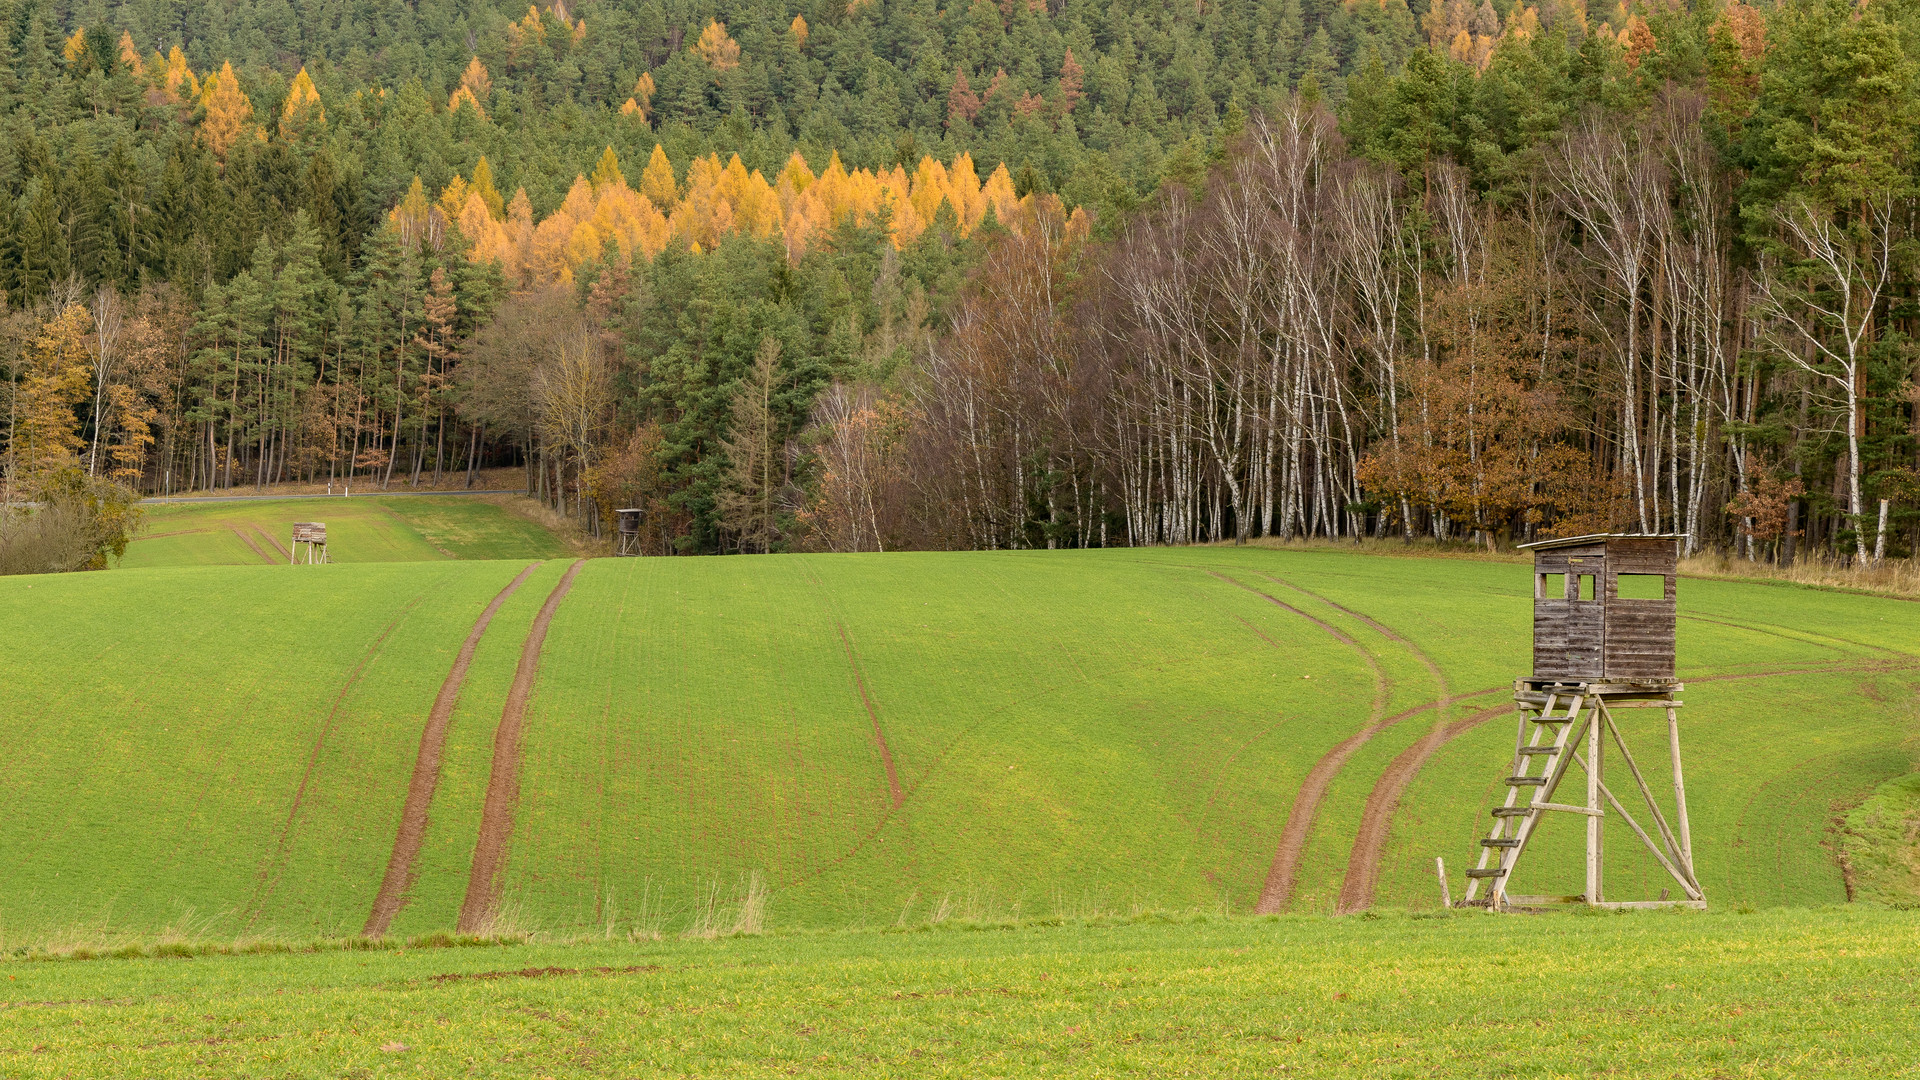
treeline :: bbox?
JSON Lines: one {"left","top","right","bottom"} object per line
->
{"left": 802, "top": 0, "right": 1918, "bottom": 561}
{"left": 3, "top": 0, "right": 1918, "bottom": 564}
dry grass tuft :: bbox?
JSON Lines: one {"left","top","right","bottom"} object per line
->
{"left": 1679, "top": 552, "right": 1920, "bottom": 600}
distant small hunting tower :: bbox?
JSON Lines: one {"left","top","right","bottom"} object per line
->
{"left": 614, "top": 508, "right": 643, "bottom": 557}
{"left": 1455, "top": 535, "right": 1705, "bottom": 912}
{"left": 290, "top": 522, "right": 329, "bottom": 565}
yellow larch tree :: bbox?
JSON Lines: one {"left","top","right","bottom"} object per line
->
{"left": 621, "top": 72, "right": 656, "bottom": 121}
{"left": 117, "top": 32, "right": 144, "bottom": 75}
{"left": 695, "top": 20, "right": 740, "bottom": 71}
{"left": 279, "top": 66, "right": 326, "bottom": 141}
{"left": 162, "top": 47, "right": 199, "bottom": 104}
{"left": 437, "top": 175, "right": 470, "bottom": 221}
{"left": 198, "top": 61, "right": 256, "bottom": 160}
{"left": 460, "top": 56, "right": 492, "bottom": 100}
{"left": 11, "top": 305, "right": 95, "bottom": 477}
{"left": 589, "top": 146, "right": 624, "bottom": 190}
{"left": 63, "top": 28, "right": 85, "bottom": 63}
{"left": 639, "top": 144, "right": 679, "bottom": 208}
{"left": 470, "top": 157, "right": 506, "bottom": 220}
{"left": 791, "top": 14, "right": 809, "bottom": 46}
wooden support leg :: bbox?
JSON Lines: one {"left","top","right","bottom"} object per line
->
{"left": 1586, "top": 704, "right": 1602, "bottom": 904}
{"left": 1669, "top": 706, "right": 1694, "bottom": 883}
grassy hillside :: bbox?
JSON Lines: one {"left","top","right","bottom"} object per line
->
{"left": 121, "top": 496, "right": 572, "bottom": 567}
{"left": 0, "top": 547, "right": 1912, "bottom": 945}
{"left": 5, "top": 908, "right": 1917, "bottom": 1078}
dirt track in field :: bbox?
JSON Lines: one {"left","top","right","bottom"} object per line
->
{"left": 1206, "top": 571, "right": 1394, "bottom": 914}
{"left": 246, "top": 597, "right": 424, "bottom": 927}
{"left": 255, "top": 525, "right": 292, "bottom": 560}
{"left": 458, "top": 559, "right": 585, "bottom": 933}
{"left": 230, "top": 526, "right": 278, "bottom": 565}
{"left": 362, "top": 563, "right": 540, "bottom": 937}
{"left": 1337, "top": 700, "right": 1511, "bottom": 912}
{"left": 836, "top": 621, "right": 904, "bottom": 809}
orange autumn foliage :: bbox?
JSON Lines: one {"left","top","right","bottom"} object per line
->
{"left": 411, "top": 148, "right": 1087, "bottom": 288}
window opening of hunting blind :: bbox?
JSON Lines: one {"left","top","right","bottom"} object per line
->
{"left": 1535, "top": 573, "right": 1565, "bottom": 599}
{"left": 1616, "top": 573, "right": 1669, "bottom": 600}
{"left": 1578, "top": 574, "right": 1596, "bottom": 600}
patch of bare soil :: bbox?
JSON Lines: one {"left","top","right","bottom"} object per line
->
{"left": 363, "top": 564, "right": 540, "bottom": 937}
{"left": 427, "top": 964, "right": 658, "bottom": 985}
{"left": 458, "top": 560, "right": 586, "bottom": 933}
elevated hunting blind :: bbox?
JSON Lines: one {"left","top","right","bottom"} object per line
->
{"left": 290, "top": 522, "right": 329, "bottom": 564}
{"left": 1452, "top": 534, "right": 1704, "bottom": 912}
{"left": 1528, "top": 534, "right": 1682, "bottom": 681}
{"left": 614, "top": 508, "right": 643, "bottom": 556}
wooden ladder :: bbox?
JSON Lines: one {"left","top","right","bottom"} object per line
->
{"left": 1461, "top": 687, "right": 1591, "bottom": 908}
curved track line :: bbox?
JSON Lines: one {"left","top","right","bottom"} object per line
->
{"left": 246, "top": 597, "right": 424, "bottom": 927}
{"left": 836, "top": 622, "right": 904, "bottom": 809}
{"left": 1356, "top": 658, "right": 1920, "bottom": 910}
{"left": 458, "top": 560, "right": 586, "bottom": 933}
{"left": 1256, "top": 572, "right": 1452, "bottom": 703}
{"left": 362, "top": 563, "right": 540, "bottom": 937}
{"left": 1204, "top": 570, "right": 1394, "bottom": 914}
{"left": 1337, "top": 702, "right": 1512, "bottom": 912}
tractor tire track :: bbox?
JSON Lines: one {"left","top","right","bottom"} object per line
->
{"left": 458, "top": 560, "right": 586, "bottom": 933}
{"left": 1337, "top": 702, "right": 1512, "bottom": 912}
{"left": 1205, "top": 571, "right": 1393, "bottom": 914}
{"left": 230, "top": 526, "right": 278, "bottom": 565}
{"left": 362, "top": 563, "right": 540, "bottom": 937}
{"left": 246, "top": 597, "right": 425, "bottom": 928}
{"left": 836, "top": 622, "right": 904, "bottom": 809}
{"left": 1256, "top": 572, "right": 1452, "bottom": 703}
{"left": 255, "top": 525, "right": 292, "bottom": 561}
{"left": 1240, "top": 571, "right": 1479, "bottom": 913}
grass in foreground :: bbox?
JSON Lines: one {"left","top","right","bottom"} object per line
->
{"left": 3, "top": 907, "right": 1916, "bottom": 1078}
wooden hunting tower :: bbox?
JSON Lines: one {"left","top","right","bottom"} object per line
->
{"left": 1452, "top": 534, "right": 1705, "bottom": 912}
{"left": 614, "top": 508, "right": 643, "bottom": 557}
{"left": 290, "top": 522, "right": 329, "bottom": 565}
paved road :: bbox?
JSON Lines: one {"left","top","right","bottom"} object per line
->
{"left": 147, "top": 489, "right": 521, "bottom": 505}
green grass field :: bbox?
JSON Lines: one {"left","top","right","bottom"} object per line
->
{"left": 4, "top": 907, "right": 1917, "bottom": 1077}
{"left": 1, "top": 544, "right": 1913, "bottom": 949}
{"left": 120, "top": 496, "right": 572, "bottom": 567}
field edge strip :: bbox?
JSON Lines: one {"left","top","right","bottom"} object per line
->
{"left": 362, "top": 562, "right": 542, "bottom": 937}
{"left": 458, "top": 559, "right": 587, "bottom": 934}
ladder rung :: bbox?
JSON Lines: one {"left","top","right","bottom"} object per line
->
{"left": 1516, "top": 746, "right": 1559, "bottom": 755}
{"left": 1505, "top": 776, "right": 1548, "bottom": 786}
{"left": 1481, "top": 838, "right": 1520, "bottom": 848}
{"left": 1491, "top": 807, "right": 1532, "bottom": 817}
{"left": 1529, "top": 715, "right": 1573, "bottom": 724}
{"left": 1465, "top": 868, "right": 1506, "bottom": 878}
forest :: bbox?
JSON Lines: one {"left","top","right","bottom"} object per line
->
{"left": 0, "top": 0, "right": 1916, "bottom": 561}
